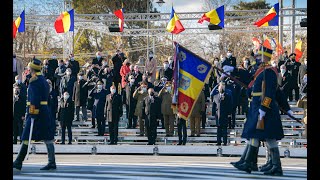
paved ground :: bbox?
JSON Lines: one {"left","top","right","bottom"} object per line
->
{"left": 13, "top": 155, "right": 307, "bottom": 179}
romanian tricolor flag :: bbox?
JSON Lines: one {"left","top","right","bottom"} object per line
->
{"left": 254, "top": 3, "right": 279, "bottom": 27}
{"left": 166, "top": 7, "right": 185, "bottom": 34}
{"left": 198, "top": 5, "right": 224, "bottom": 28}
{"left": 294, "top": 40, "right": 303, "bottom": 62}
{"left": 54, "top": 9, "right": 74, "bottom": 33}
{"left": 172, "top": 43, "right": 212, "bottom": 120}
{"left": 13, "top": 10, "right": 25, "bottom": 38}
{"left": 114, "top": 5, "right": 124, "bottom": 32}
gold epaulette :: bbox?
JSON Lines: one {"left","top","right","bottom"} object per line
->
{"left": 261, "top": 97, "right": 272, "bottom": 109}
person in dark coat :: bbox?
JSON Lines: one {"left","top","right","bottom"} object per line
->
{"left": 57, "top": 92, "right": 74, "bottom": 144}
{"left": 105, "top": 85, "right": 123, "bottom": 145}
{"left": 86, "top": 75, "right": 99, "bottom": 128}
{"left": 73, "top": 72, "right": 88, "bottom": 122}
{"left": 13, "top": 85, "right": 26, "bottom": 144}
{"left": 226, "top": 49, "right": 237, "bottom": 67}
{"left": 132, "top": 65, "right": 143, "bottom": 85}
{"left": 225, "top": 78, "right": 241, "bottom": 129}
{"left": 111, "top": 50, "right": 125, "bottom": 93}
{"left": 278, "top": 65, "right": 292, "bottom": 101}
{"left": 48, "top": 54, "right": 58, "bottom": 89}
{"left": 54, "top": 60, "right": 66, "bottom": 90}
{"left": 98, "top": 65, "right": 114, "bottom": 94}
{"left": 91, "top": 81, "right": 108, "bottom": 136}
{"left": 13, "top": 59, "right": 56, "bottom": 170}
{"left": 92, "top": 51, "right": 104, "bottom": 66}
{"left": 278, "top": 51, "right": 289, "bottom": 69}
{"left": 41, "top": 60, "right": 50, "bottom": 79}
{"left": 69, "top": 54, "right": 80, "bottom": 77}
{"left": 86, "top": 64, "right": 100, "bottom": 80}
{"left": 123, "top": 75, "right": 138, "bottom": 129}
{"left": 202, "top": 81, "right": 211, "bottom": 129}
{"left": 232, "top": 47, "right": 293, "bottom": 176}
{"left": 285, "top": 53, "right": 301, "bottom": 101}
{"left": 212, "top": 82, "right": 233, "bottom": 146}
{"left": 47, "top": 80, "right": 58, "bottom": 125}
{"left": 159, "top": 60, "right": 173, "bottom": 81}
{"left": 59, "top": 68, "right": 76, "bottom": 97}
{"left": 143, "top": 88, "right": 161, "bottom": 145}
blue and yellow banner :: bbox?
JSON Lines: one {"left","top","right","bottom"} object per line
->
{"left": 172, "top": 43, "right": 212, "bottom": 120}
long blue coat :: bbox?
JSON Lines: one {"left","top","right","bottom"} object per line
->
{"left": 241, "top": 66, "right": 284, "bottom": 140}
{"left": 91, "top": 89, "right": 108, "bottom": 119}
{"left": 21, "top": 73, "right": 56, "bottom": 141}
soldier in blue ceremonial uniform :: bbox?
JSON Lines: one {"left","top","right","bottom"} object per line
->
{"left": 230, "top": 46, "right": 293, "bottom": 176}
{"left": 13, "top": 58, "right": 56, "bottom": 171}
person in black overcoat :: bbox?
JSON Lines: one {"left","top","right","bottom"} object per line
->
{"left": 57, "top": 92, "right": 74, "bottom": 144}
{"left": 105, "top": 85, "right": 123, "bottom": 145}
{"left": 13, "top": 85, "right": 26, "bottom": 144}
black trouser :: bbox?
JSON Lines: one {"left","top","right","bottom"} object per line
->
{"left": 229, "top": 111, "right": 236, "bottom": 128}
{"left": 201, "top": 106, "right": 207, "bottom": 129}
{"left": 13, "top": 118, "right": 23, "bottom": 143}
{"left": 146, "top": 115, "right": 157, "bottom": 145}
{"left": 178, "top": 118, "right": 187, "bottom": 145}
{"left": 113, "top": 79, "right": 121, "bottom": 94}
{"left": 288, "top": 84, "right": 299, "bottom": 101}
{"left": 217, "top": 125, "right": 228, "bottom": 145}
{"left": 61, "top": 124, "right": 72, "bottom": 143}
{"left": 97, "top": 117, "right": 106, "bottom": 136}
{"left": 92, "top": 117, "right": 96, "bottom": 127}
{"left": 109, "top": 120, "right": 119, "bottom": 144}
{"left": 157, "top": 114, "right": 164, "bottom": 128}
{"left": 127, "top": 105, "right": 137, "bottom": 128}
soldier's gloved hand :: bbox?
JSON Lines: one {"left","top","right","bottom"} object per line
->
{"left": 222, "top": 65, "right": 234, "bottom": 73}
{"left": 259, "top": 109, "right": 266, "bottom": 120}
{"left": 287, "top": 110, "right": 294, "bottom": 117}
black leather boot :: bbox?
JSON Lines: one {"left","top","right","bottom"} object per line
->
{"left": 264, "top": 147, "right": 283, "bottom": 176}
{"left": 251, "top": 145, "right": 259, "bottom": 171}
{"left": 13, "top": 144, "right": 28, "bottom": 170}
{"left": 233, "top": 145, "right": 259, "bottom": 174}
{"left": 231, "top": 144, "right": 248, "bottom": 166}
{"left": 259, "top": 148, "right": 272, "bottom": 172}
{"left": 40, "top": 143, "right": 56, "bottom": 170}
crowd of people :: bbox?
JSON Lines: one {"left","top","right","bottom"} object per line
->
{"left": 12, "top": 48, "right": 307, "bottom": 146}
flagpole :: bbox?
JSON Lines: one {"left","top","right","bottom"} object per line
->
{"left": 23, "top": 3, "right": 26, "bottom": 62}
{"left": 72, "top": 30, "right": 75, "bottom": 54}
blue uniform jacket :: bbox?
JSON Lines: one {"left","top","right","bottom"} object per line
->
{"left": 241, "top": 66, "right": 284, "bottom": 140}
{"left": 21, "top": 73, "right": 55, "bottom": 141}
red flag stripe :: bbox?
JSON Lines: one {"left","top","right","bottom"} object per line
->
{"left": 171, "top": 20, "right": 185, "bottom": 34}
{"left": 198, "top": 14, "right": 210, "bottom": 23}
{"left": 13, "top": 21, "right": 17, "bottom": 38}
{"left": 254, "top": 13, "right": 276, "bottom": 27}
{"left": 54, "top": 14, "right": 65, "bottom": 33}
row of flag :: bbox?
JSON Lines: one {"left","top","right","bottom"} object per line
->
{"left": 13, "top": 6, "right": 125, "bottom": 37}
{"left": 251, "top": 36, "right": 303, "bottom": 62}
{"left": 14, "top": 3, "right": 279, "bottom": 37}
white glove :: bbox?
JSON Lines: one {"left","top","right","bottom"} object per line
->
{"left": 287, "top": 110, "right": 294, "bottom": 117}
{"left": 222, "top": 65, "right": 234, "bottom": 73}
{"left": 259, "top": 109, "right": 266, "bottom": 120}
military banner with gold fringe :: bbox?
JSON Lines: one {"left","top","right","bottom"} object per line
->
{"left": 172, "top": 42, "right": 212, "bottom": 120}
